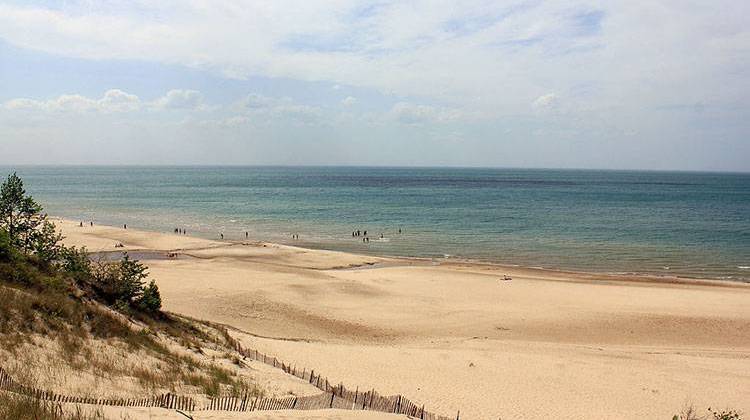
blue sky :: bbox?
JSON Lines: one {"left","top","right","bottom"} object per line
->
{"left": 0, "top": 0, "right": 748, "bottom": 171}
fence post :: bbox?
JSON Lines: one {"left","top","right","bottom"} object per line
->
{"left": 329, "top": 392, "right": 335, "bottom": 408}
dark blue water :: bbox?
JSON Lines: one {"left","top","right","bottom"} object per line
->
{"left": 4, "top": 166, "right": 749, "bottom": 281}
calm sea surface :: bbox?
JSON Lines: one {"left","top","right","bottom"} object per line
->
{"left": 4, "top": 166, "right": 749, "bottom": 281}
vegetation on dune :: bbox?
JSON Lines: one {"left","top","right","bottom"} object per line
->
{"left": 0, "top": 393, "right": 105, "bottom": 420}
{"left": 0, "top": 171, "right": 162, "bottom": 315}
{"left": 0, "top": 172, "right": 260, "bottom": 400}
{"left": 674, "top": 405, "right": 744, "bottom": 420}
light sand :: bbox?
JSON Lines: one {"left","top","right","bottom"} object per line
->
{"left": 57, "top": 218, "right": 750, "bottom": 419}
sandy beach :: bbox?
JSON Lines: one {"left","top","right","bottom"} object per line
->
{"left": 57, "top": 218, "right": 750, "bottom": 419}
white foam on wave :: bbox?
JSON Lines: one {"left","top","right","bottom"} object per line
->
{"left": 738, "top": 266, "right": 750, "bottom": 270}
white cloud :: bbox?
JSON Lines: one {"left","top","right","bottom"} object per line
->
{"left": 99, "top": 89, "right": 140, "bottom": 112}
{"left": 153, "top": 89, "right": 203, "bottom": 109}
{"left": 341, "top": 96, "right": 357, "bottom": 106}
{"left": 0, "top": 1, "right": 746, "bottom": 114}
{"left": 2, "top": 89, "right": 141, "bottom": 113}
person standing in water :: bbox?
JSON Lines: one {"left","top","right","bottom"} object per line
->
{"left": 124, "top": 224, "right": 127, "bottom": 229}
{"left": 220, "top": 233, "right": 224, "bottom": 240}
{"left": 245, "top": 231, "right": 248, "bottom": 239}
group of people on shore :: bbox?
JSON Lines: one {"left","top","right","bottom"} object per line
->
{"left": 79, "top": 221, "right": 405, "bottom": 247}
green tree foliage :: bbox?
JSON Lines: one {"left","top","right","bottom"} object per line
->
{"left": 91, "top": 253, "right": 160, "bottom": 311}
{"left": 136, "top": 280, "right": 162, "bottom": 313}
{"left": 59, "top": 246, "right": 92, "bottom": 283}
{"left": 1, "top": 172, "right": 161, "bottom": 313}
{"left": 0, "top": 173, "right": 61, "bottom": 261}
{"left": 0, "top": 229, "right": 11, "bottom": 262}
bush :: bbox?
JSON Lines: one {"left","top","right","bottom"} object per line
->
{"left": 136, "top": 280, "right": 162, "bottom": 313}
{"left": 0, "top": 228, "right": 12, "bottom": 261}
{"left": 59, "top": 246, "right": 91, "bottom": 284}
{"left": 89, "top": 253, "right": 161, "bottom": 313}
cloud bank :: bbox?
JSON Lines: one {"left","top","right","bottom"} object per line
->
{"left": 0, "top": 1, "right": 748, "bottom": 170}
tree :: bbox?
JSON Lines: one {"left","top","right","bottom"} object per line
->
{"left": 60, "top": 246, "right": 92, "bottom": 283}
{"left": 0, "top": 173, "right": 52, "bottom": 255}
{"left": 92, "top": 253, "right": 150, "bottom": 306}
{"left": 30, "top": 219, "right": 63, "bottom": 263}
{"left": 136, "top": 280, "right": 162, "bottom": 313}
{"left": 0, "top": 229, "right": 11, "bottom": 262}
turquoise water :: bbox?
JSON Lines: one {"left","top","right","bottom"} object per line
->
{"left": 4, "top": 166, "right": 749, "bottom": 281}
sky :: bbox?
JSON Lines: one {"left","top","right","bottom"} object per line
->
{"left": 0, "top": 1, "right": 748, "bottom": 171}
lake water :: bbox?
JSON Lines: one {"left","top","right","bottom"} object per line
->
{"left": 5, "top": 166, "right": 749, "bottom": 281}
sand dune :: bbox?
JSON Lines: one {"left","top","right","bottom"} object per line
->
{"left": 57, "top": 219, "right": 750, "bottom": 419}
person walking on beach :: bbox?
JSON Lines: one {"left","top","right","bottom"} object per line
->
{"left": 79, "top": 221, "right": 83, "bottom": 227}
{"left": 123, "top": 224, "right": 127, "bottom": 229}
{"left": 90, "top": 221, "right": 93, "bottom": 227}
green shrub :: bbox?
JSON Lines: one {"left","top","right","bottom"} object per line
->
{"left": 90, "top": 253, "right": 156, "bottom": 309}
{"left": 59, "top": 246, "right": 91, "bottom": 284}
{"left": 136, "top": 280, "right": 162, "bottom": 313}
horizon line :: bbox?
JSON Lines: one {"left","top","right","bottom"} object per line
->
{"left": 1, "top": 163, "right": 749, "bottom": 175}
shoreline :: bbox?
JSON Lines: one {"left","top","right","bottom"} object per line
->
{"left": 53, "top": 216, "right": 750, "bottom": 419}
{"left": 62, "top": 217, "right": 749, "bottom": 289}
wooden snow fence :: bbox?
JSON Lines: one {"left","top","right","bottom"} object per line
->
{"left": 0, "top": 366, "right": 196, "bottom": 410}
{"left": 1, "top": 330, "right": 458, "bottom": 419}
